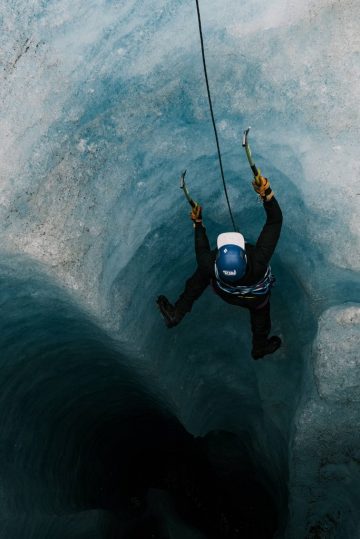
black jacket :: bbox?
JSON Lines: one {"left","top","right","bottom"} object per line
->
{"left": 194, "top": 197, "right": 283, "bottom": 303}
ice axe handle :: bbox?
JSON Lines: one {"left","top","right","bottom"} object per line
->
{"left": 180, "top": 170, "right": 197, "bottom": 208}
{"left": 243, "top": 128, "right": 261, "bottom": 184}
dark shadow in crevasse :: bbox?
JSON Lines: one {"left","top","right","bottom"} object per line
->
{"left": 0, "top": 255, "right": 277, "bottom": 538}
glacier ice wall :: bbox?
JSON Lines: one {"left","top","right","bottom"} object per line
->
{"left": 0, "top": 0, "right": 359, "bottom": 537}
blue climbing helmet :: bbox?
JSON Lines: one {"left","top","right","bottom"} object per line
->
{"left": 215, "top": 232, "right": 247, "bottom": 284}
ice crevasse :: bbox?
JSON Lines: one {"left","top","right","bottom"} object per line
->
{"left": 0, "top": 0, "right": 359, "bottom": 537}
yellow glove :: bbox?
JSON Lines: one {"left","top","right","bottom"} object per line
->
{"left": 190, "top": 203, "right": 202, "bottom": 224}
{"left": 252, "top": 176, "right": 274, "bottom": 201}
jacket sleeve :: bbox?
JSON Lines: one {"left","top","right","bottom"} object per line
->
{"left": 254, "top": 197, "right": 283, "bottom": 268}
{"left": 194, "top": 224, "right": 215, "bottom": 276}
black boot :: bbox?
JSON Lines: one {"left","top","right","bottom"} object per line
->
{"left": 156, "top": 295, "right": 183, "bottom": 328}
{"left": 251, "top": 336, "right": 282, "bottom": 360}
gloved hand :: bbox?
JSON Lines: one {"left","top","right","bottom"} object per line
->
{"left": 252, "top": 176, "right": 274, "bottom": 201}
{"left": 190, "top": 203, "right": 202, "bottom": 224}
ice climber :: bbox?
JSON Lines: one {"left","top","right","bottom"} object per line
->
{"left": 157, "top": 175, "right": 283, "bottom": 360}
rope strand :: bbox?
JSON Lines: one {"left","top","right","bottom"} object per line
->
{"left": 195, "top": 0, "right": 237, "bottom": 232}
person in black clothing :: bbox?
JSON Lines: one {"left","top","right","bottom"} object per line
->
{"left": 157, "top": 175, "right": 283, "bottom": 359}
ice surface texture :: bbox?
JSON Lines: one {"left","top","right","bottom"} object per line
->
{"left": 0, "top": 0, "right": 359, "bottom": 537}
{"left": 289, "top": 304, "right": 360, "bottom": 538}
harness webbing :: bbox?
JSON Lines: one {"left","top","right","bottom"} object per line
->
{"left": 214, "top": 265, "right": 276, "bottom": 297}
{"left": 194, "top": 0, "right": 237, "bottom": 232}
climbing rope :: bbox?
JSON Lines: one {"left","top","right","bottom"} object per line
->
{"left": 195, "top": 0, "right": 237, "bottom": 232}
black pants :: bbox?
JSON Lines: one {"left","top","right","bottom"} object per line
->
{"left": 175, "top": 268, "right": 271, "bottom": 348}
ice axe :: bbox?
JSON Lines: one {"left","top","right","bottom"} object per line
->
{"left": 242, "top": 127, "right": 263, "bottom": 186}
{"left": 179, "top": 170, "right": 199, "bottom": 209}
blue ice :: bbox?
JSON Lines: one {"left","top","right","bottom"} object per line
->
{"left": 0, "top": 0, "right": 359, "bottom": 537}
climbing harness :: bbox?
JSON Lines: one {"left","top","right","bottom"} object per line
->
{"left": 214, "top": 264, "right": 275, "bottom": 297}
{"left": 194, "top": 0, "right": 237, "bottom": 232}
{"left": 242, "top": 127, "right": 263, "bottom": 187}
